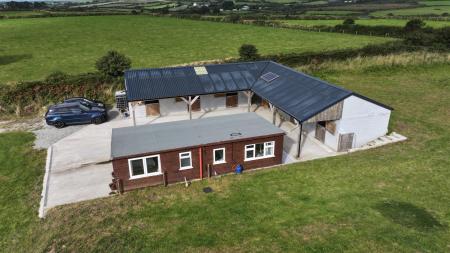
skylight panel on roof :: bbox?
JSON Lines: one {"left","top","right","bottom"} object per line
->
{"left": 260, "top": 72, "right": 279, "bottom": 82}
{"left": 194, "top": 66, "right": 208, "bottom": 75}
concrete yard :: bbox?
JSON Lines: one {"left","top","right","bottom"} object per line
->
{"left": 40, "top": 105, "right": 380, "bottom": 216}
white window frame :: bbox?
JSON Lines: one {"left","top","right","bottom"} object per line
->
{"left": 128, "top": 155, "right": 162, "bottom": 180}
{"left": 179, "top": 151, "right": 193, "bottom": 170}
{"left": 244, "top": 141, "right": 275, "bottom": 161}
{"left": 213, "top": 148, "right": 226, "bottom": 165}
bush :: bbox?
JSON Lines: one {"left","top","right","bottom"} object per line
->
{"left": 404, "top": 19, "right": 426, "bottom": 32}
{"left": 95, "top": 50, "right": 131, "bottom": 77}
{"left": 404, "top": 31, "right": 434, "bottom": 46}
{"left": 226, "top": 13, "right": 241, "bottom": 23}
{"left": 222, "top": 1, "right": 235, "bottom": 10}
{"left": 45, "top": 71, "right": 69, "bottom": 84}
{"left": 435, "top": 27, "right": 450, "bottom": 49}
{"left": 343, "top": 18, "right": 355, "bottom": 25}
{"left": 239, "top": 44, "right": 259, "bottom": 61}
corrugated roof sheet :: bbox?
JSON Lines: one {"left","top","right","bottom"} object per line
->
{"left": 111, "top": 113, "right": 284, "bottom": 159}
{"left": 251, "top": 61, "right": 352, "bottom": 122}
{"left": 125, "top": 61, "right": 267, "bottom": 101}
{"left": 125, "top": 61, "right": 391, "bottom": 123}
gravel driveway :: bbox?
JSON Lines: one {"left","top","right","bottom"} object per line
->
{"left": 33, "top": 124, "right": 85, "bottom": 149}
{"left": 41, "top": 109, "right": 129, "bottom": 213}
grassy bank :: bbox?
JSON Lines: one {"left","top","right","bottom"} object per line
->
{"left": 0, "top": 132, "right": 45, "bottom": 251}
{"left": 0, "top": 15, "right": 394, "bottom": 84}
{"left": 1, "top": 54, "right": 449, "bottom": 252}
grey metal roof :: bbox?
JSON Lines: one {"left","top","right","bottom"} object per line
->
{"left": 125, "top": 61, "right": 392, "bottom": 123}
{"left": 251, "top": 61, "right": 352, "bottom": 122}
{"left": 125, "top": 61, "right": 268, "bottom": 101}
{"left": 111, "top": 113, "right": 284, "bottom": 159}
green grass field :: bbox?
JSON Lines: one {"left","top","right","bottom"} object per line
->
{"left": 305, "top": 10, "right": 362, "bottom": 16}
{"left": 0, "top": 132, "right": 45, "bottom": 251}
{"left": 420, "top": 1, "right": 450, "bottom": 6}
{"left": 371, "top": 5, "right": 450, "bottom": 16}
{"left": 1, "top": 55, "right": 449, "bottom": 252}
{"left": 0, "top": 15, "right": 393, "bottom": 84}
{"left": 280, "top": 18, "right": 450, "bottom": 28}
{"left": 0, "top": 10, "right": 48, "bottom": 17}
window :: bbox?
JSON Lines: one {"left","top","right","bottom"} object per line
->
{"left": 245, "top": 141, "right": 275, "bottom": 161}
{"left": 213, "top": 148, "right": 226, "bottom": 164}
{"left": 79, "top": 104, "right": 90, "bottom": 111}
{"left": 128, "top": 155, "right": 161, "bottom": 179}
{"left": 70, "top": 108, "right": 82, "bottom": 114}
{"left": 179, "top": 151, "right": 192, "bottom": 170}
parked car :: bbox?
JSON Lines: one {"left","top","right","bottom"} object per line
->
{"left": 45, "top": 102, "right": 107, "bottom": 128}
{"left": 63, "top": 97, "right": 105, "bottom": 109}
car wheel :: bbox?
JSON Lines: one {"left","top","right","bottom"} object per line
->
{"left": 93, "top": 117, "right": 103, "bottom": 125}
{"left": 54, "top": 121, "right": 65, "bottom": 128}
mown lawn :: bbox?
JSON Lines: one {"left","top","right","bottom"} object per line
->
{"left": 0, "top": 15, "right": 393, "bottom": 84}
{"left": 1, "top": 57, "right": 449, "bottom": 252}
{"left": 280, "top": 18, "right": 450, "bottom": 28}
{"left": 0, "top": 132, "right": 45, "bottom": 251}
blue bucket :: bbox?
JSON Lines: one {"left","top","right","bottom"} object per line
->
{"left": 235, "top": 164, "right": 243, "bottom": 174}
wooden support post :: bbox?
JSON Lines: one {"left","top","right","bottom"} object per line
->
{"left": 162, "top": 171, "right": 168, "bottom": 187}
{"left": 199, "top": 147, "right": 203, "bottom": 180}
{"left": 244, "top": 91, "right": 254, "bottom": 112}
{"left": 181, "top": 95, "right": 199, "bottom": 120}
{"left": 270, "top": 104, "right": 276, "bottom": 125}
{"left": 273, "top": 109, "right": 276, "bottom": 125}
{"left": 297, "top": 123, "right": 303, "bottom": 158}
{"left": 131, "top": 102, "right": 136, "bottom": 126}
{"left": 117, "top": 179, "right": 124, "bottom": 194}
{"left": 188, "top": 96, "right": 192, "bottom": 120}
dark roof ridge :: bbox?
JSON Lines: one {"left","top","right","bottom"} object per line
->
{"left": 125, "top": 60, "right": 272, "bottom": 74}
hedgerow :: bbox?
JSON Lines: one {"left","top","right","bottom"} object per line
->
{"left": 0, "top": 72, "right": 122, "bottom": 116}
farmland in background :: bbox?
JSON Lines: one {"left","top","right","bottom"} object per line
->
{"left": 0, "top": 15, "right": 393, "bottom": 84}
{"left": 419, "top": 1, "right": 450, "bottom": 6}
{"left": 371, "top": 5, "right": 450, "bottom": 17}
{"left": 280, "top": 18, "right": 450, "bottom": 28}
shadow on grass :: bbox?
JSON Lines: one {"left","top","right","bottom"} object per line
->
{"left": 374, "top": 200, "right": 445, "bottom": 231}
{"left": 0, "top": 54, "right": 32, "bottom": 66}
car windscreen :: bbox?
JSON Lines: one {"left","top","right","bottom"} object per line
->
{"left": 79, "top": 104, "right": 91, "bottom": 111}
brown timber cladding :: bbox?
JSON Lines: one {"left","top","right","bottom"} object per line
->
{"left": 112, "top": 134, "right": 284, "bottom": 192}
{"left": 305, "top": 101, "right": 343, "bottom": 123}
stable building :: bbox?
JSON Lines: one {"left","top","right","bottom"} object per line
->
{"left": 111, "top": 113, "right": 284, "bottom": 192}
{"left": 124, "top": 61, "right": 392, "bottom": 156}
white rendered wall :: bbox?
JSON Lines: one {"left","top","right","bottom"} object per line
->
{"left": 201, "top": 94, "right": 226, "bottom": 112}
{"left": 337, "top": 95, "right": 391, "bottom": 148}
{"left": 159, "top": 98, "right": 187, "bottom": 116}
{"left": 129, "top": 102, "right": 146, "bottom": 119}
{"left": 237, "top": 91, "right": 247, "bottom": 107}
